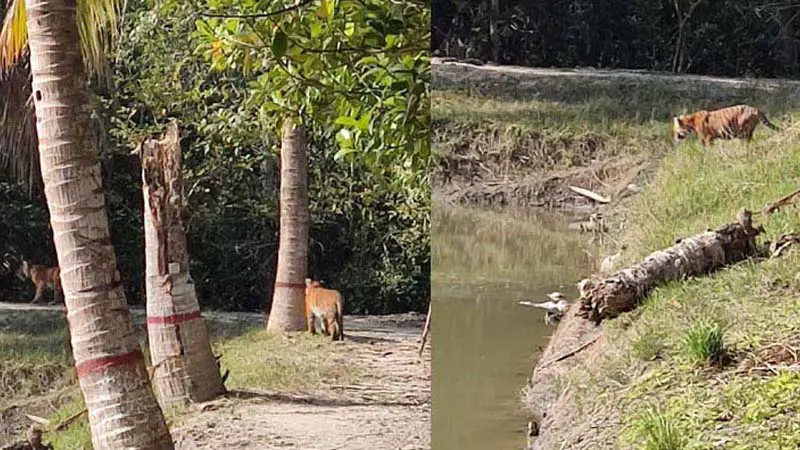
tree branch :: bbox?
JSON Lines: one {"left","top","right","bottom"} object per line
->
{"left": 199, "top": 0, "right": 313, "bottom": 19}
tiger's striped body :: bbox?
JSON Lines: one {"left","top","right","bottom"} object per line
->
{"left": 672, "top": 104, "right": 780, "bottom": 147}
{"left": 15, "top": 260, "right": 62, "bottom": 304}
{"left": 305, "top": 279, "right": 345, "bottom": 341}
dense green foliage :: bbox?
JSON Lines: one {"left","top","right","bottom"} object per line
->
{"left": 0, "top": 0, "right": 430, "bottom": 314}
{"left": 433, "top": 0, "right": 800, "bottom": 78}
{"left": 196, "top": 0, "right": 431, "bottom": 187}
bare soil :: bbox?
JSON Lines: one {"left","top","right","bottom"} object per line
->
{"left": 0, "top": 303, "right": 430, "bottom": 450}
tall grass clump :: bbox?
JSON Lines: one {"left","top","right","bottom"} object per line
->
{"left": 684, "top": 320, "right": 726, "bottom": 366}
{"left": 633, "top": 408, "right": 687, "bottom": 450}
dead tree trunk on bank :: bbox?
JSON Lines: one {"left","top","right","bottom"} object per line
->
{"left": 266, "top": 119, "right": 310, "bottom": 333}
{"left": 578, "top": 209, "right": 764, "bottom": 324}
{"left": 141, "top": 121, "right": 224, "bottom": 409}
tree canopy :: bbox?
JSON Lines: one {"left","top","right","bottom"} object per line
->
{"left": 0, "top": 0, "right": 431, "bottom": 314}
{"left": 434, "top": 0, "right": 800, "bottom": 78}
{"left": 195, "top": 0, "right": 431, "bottom": 190}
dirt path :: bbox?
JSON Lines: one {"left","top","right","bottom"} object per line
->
{"left": 432, "top": 57, "right": 800, "bottom": 88}
{"left": 173, "top": 314, "right": 431, "bottom": 450}
{"left": 0, "top": 303, "right": 431, "bottom": 450}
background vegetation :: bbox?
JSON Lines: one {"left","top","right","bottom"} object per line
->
{"left": 0, "top": 0, "right": 430, "bottom": 314}
{"left": 433, "top": 0, "right": 800, "bottom": 78}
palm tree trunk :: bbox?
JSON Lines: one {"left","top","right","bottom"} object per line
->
{"left": 142, "top": 121, "right": 224, "bottom": 410}
{"left": 266, "top": 118, "right": 309, "bottom": 333}
{"left": 25, "top": 0, "right": 173, "bottom": 448}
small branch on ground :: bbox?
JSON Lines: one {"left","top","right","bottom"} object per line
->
{"left": 537, "top": 336, "right": 600, "bottom": 370}
{"left": 769, "top": 232, "right": 800, "bottom": 258}
{"left": 568, "top": 185, "right": 611, "bottom": 204}
{"left": 762, "top": 187, "right": 800, "bottom": 216}
{"left": 23, "top": 415, "right": 47, "bottom": 426}
{"left": 418, "top": 300, "right": 432, "bottom": 356}
{"left": 54, "top": 408, "right": 88, "bottom": 431}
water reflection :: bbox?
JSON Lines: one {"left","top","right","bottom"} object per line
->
{"left": 432, "top": 204, "right": 595, "bottom": 450}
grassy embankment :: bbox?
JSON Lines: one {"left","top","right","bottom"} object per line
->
{"left": 585, "top": 123, "right": 800, "bottom": 450}
{"left": 433, "top": 62, "right": 800, "bottom": 448}
{"left": 0, "top": 310, "right": 357, "bottom": 448}
{"left": 582, "top": 122, "right": 800, "bottom": 448}
{"left": 432, "top": 62, "right": 798, "bottom": 211}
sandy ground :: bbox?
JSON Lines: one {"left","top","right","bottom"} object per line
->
{"left": 0, "top": 303, "right": 431, "bottom": 450}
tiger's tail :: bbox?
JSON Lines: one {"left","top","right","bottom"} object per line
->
{"left": 758, "top": 111, "right": 781, "bottom": 132}
{"left": 334, "top": 298, "right": 345, "bottom": 341}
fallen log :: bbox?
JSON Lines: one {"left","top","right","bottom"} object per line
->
{"left": 578, "top": 208, "right": 765, "bottom": 324}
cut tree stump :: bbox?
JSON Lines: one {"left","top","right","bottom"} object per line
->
{"left": 140, "top": 120, "right": 225, "bottom": 410}
{"left": 578, "top": 208, "right": 765, "bottom": 324}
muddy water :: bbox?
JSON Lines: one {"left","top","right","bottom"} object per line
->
{"left": 431, "top": 205, "right": 595, "bottom": 450}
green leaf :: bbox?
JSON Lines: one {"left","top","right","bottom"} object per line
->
{"left": 334, "top": 116, "right": 360, "bottom": 127}
{"left": 333, "top": 147, "right": 358, "bottom": 161}
{"left": 344, "top": 22, "right": 356, "bottom": 37}
{"left": 336, "top": 128, "right": 353, "bottom": 144}
{"left": 310, "top": 22, "right": 323, "bottom": 38}
{"left": 356, "top": 112, "right": 371, "bottom": 132}
{"left": 272, "top": 31, "right": 288, "bottom": 59}
{"left": 316, "top": 0, "right": 330, "bottom": 19}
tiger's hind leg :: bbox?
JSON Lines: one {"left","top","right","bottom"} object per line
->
{"left": 337, "top": 312, "right": 344, "bottom": 341}
{"left": 49, "top": 280, "right": 63, "bottom": 305}
{"left": 321, "top": 314, "right": 334, "bottom": 339}
{"left": 31, "top": 283, "right": 45, "bottom": 304}
{"left": 307, "top": 311, "right": 317, "bottom": 335}
{"left": 324, "top": 315, "right": 338, "bottom": 341}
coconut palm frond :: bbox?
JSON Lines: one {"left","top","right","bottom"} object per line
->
{"left": 0, "top": 0, "right": 27, "bottom": 73}
{"left": 0, "top": 54, "right": 39, "bottom": 196}
{"left": 0, "top": 0, "right": 125, "bottom": 80}
{"left": 0, "top": 0, "right": 125, "bottom": 193}
{"left": 77, "top": 0, "right": 125, "bottom": 81}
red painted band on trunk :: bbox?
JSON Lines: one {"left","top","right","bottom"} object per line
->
{"left": 75, "top": 349, "right": 144, "bottom": 377}
{"left": 275, "top": 282, "right": 306, "bottom": 290}
{"left": 146, "top": 310, "right": 202, "bottom": 326}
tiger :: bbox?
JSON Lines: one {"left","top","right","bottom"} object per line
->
{"left": 305, "top": 278, "right": 345, "bottom": 341}
{"left": 15, "top": 259, "right": 62, "bottom": 304}
{"left": 672, "top": 104, "right": 780, "bottom": 147}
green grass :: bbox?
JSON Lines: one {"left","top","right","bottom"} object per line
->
{"left": 0, "top": 310, "right": 356, "bottom": 448}
{"left": 632, "top": 408, "right": 686, "bottom": 450}
{"left": 598, "top": 126, "right": 800, "bottom": 447}
{"left": 46, "top": 395, "right": 92, "bottom": 450}
{"left": 214, "top": 328, "right": 358, "bottom": 392}
{"left": 595, "top": 125, "right": 800, "bottom": 447}
{"left": 683, "top": 320, "right": 726, "bottom": 366}
{"left": 433, "top": 65, "right": 799, "bottom": 180}
{"left": 0, "top": 312, "right": 73, "bottom": 402}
